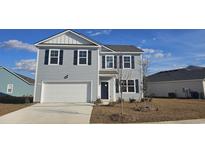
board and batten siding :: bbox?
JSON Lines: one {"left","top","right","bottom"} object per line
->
{"left": 0, "top": 68, "right": 33, "bottom": 96}
{"left": 43, "top": 32, "right": 93, "bottom": 45}
{"left": 34, "top": 47, "right": 99, "bottom": 102}
{"left": 147, "top": 79, "right": 205, "bottom": 98}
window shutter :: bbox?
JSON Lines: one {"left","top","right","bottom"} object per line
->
{"left": 59, "top": 50, "right": 64, "bottom": 65}
{"left": 114, "top": 56, "right": 117, "bottom": 68}
{"left": 73, "top": 50, "right": 78, "bottom": 65}
{"left": 119, "top": 56, "right": 122, "bottom": 68}
{"left": 102, "top": 56, "right": 105, "bottom": 68}
{"left": 44, "top": 49, "right": 49, "bottom": 65}
{"left": 116, "top": 79, "right": 119, "bottom": 93}
{"left": 135, "top": 79, "right": 139, "bottom": 93}
{"left": 88, "top": 50, "right": 92, "bottom": 65}
{"left": 131, "top": 56, "right": 135, "bottom": 69}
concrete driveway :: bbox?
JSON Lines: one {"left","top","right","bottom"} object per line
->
{"left": 0, "top": 102, "right": 93, "bottom": 124}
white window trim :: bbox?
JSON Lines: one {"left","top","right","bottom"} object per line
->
{"left": 48, "top": 49, "right": 60, "bottom": 65}
{"left": 123, "top": 55, "right": 131, "bottom": 69}
{"left": 120, "top": 79, "right": 136, "bottom": 93}
{"left": 7, "top": 84, "right": 13, "bottom": 94}
{"left": 127, "top": 80, "right": 135, "bottom": 93}
{"left": 105, "top": 55, "right": 114, "bottom": 69}
{"left": 78, "top": 49, "right": 88, "bottom": 66}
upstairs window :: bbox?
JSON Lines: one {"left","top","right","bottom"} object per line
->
{"left": 123, "top": 55, "right": 131, "bottom": 68}
{"left": 78, "top": 50, "right": 88, "bottom": 65}
{"left": 7, "top": 84, "right": 13, "bottom": 94}
{"left": 49, "top": 49, "right": 60, "bottom": 65}
{"left": 106, "top": 55, "right": 114, "bottom": 68}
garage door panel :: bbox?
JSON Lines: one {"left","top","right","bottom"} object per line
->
{"left": 41, "top": 82, "right": 90, "bottom": 103}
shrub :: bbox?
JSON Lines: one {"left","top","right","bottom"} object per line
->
{"left": 129, "top": 98, "right": 136, "bottom": 103}
{"left": 94, "top": 98, "right": 102, "bottom": 105}
{"left": 108, "top": 101, "right": 117, "bottom": 106}
{"left": 0, "top": 96, "right": 33, "bottom": 104}
{"left": 168, "top": 93, "right": 177, "bottom": 98}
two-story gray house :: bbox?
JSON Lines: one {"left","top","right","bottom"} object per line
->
{"left": 34, "top": 30, "right": 143, "bottom": 103}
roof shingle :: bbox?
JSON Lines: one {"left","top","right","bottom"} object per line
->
{"left": 147, "top": 66, "right": 205, "bottom": 82}
{"left": 104, "top": 45, "right": 143, "bottom": 53}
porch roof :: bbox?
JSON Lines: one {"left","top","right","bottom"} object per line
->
{"left": 99, "top": 70, "right": 118, "bottom": 75}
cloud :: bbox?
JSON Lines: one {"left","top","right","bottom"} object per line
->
{"left": 0, "top": 40, "right": 37, "bottom": 52}
{"left": 141, "top": 39, "right": 146, "bottom": 44}
{"left": 14, "top": 59, "right": 36, "bottom": 73}
{"left": 154, "top": 52, "right": 165, "bottom": 58}
{"left": 141, "top": 48, "right": 172, "bottom": 60}
{"left": 87, "top": 30, "right": 112, "bottom": 36}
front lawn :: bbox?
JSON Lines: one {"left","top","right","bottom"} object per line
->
{"left": 0, "top": 103, "right": 34, "bottom": 116}
{"left": 90, "top": 98, "right": 205, "bottom": 123}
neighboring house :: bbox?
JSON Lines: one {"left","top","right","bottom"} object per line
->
{"left": 146, "top": 66, "right": 205, "bottom": 98}
{"left": 34, "top": 30, "right": 143, "bottom": 103}
{"left": 0, "top": 66, "right": 34, "bottom": 97}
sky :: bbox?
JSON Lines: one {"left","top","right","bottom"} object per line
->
{"left": 0, "top": 29, "right": 205, "bottom": 78}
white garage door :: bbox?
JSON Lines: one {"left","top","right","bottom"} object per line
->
{"left": 41, "top": 82, "right": 90, "bottom": 103}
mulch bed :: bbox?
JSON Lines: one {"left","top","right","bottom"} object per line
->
{"left": 0, "top": 103, "right": 34, "bottom": 117}
{"left": 90, "top": 98, "right": 205, "bottom": 123}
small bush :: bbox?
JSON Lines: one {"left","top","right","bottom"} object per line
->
{"left": 0, "top": 96, "right": 33, "bottom": 104}
{"left": 168, "top": 93, "right": 177, "bottom": 98}
{"left": 129, "top": 98, "right": 136, "bottom": 103}
{"left": 94, "top": 98, "right": 102, "bottom": 105}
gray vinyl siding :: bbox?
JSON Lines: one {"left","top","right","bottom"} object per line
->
{"left": 34, "top": 47, "right": 99, "bottom": 102}
{"left": 0, "top": 68, "right": 33, "bottom": 96}
{"left": 100, "top": 53, "right": 143, "bottom": 101}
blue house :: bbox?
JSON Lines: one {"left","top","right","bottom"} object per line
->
{"left": 0, "top": 66, "right": 34, "bottom": 97}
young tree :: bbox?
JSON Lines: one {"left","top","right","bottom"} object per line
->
{"left": 142, "top": 57, "right": 150, "bottom": 97}
{"left": 116, "top": 58, "right": 133, "bottom": 119}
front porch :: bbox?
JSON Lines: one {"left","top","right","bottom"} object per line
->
{"left": 98, "top": 70, "right": 118, "bottom": 104}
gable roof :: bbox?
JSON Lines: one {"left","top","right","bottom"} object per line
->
{"left": 104, "top": 45, "right": 143, "bottom": 53}
{"left": 0, "top": 66, "right": 34, "bottom": 85}
{"left": 35, "top": 30, "right": 143, "bottom": 53}
{"left": 147, "top": 66, "right": 205, "bottom": 82}
{"left": 35, "top": 29, "right": 101, "bottom": 46}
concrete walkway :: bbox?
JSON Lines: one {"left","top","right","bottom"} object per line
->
{"left": 149, "top": 119, "right": 205, "bottom": 124}
{"left": 0, "top": 102, "right": 93, "bottom": 124}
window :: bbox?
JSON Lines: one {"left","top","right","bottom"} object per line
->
{"left": 119, "top": 80, "right": 135, "bottom": 93}
{"left": 106, "top": 55, "right": 114, "bottom": 68}
{"left": 7, "top": 84, "right": 13, "bottom": 94}
{"left": 121, "top": 80, "right": 127, "bottom": 92}
{"left": 123, "top": 56, "right": 131, "bottom": 68}
{"left": 128, "top": 80, "right": 135, "bottom": 92}
{"left": 49, "top": 49, "right": 60, "bottom": 65}
{"left": 78, "top": 50, "right": 88, "bottom": 65}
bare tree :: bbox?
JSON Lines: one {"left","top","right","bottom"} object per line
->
{"left": 142, "top": 57, "right": 150, "bottom": 97}
{"left": 116, "top": 59, "right": 132, "bottom": 119}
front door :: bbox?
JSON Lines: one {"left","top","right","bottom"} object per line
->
{"left": 101, "top": 82, "right": 109, "bottom": 99}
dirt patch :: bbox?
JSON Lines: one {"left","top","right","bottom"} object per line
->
{"left": 90, "top": 98, "right": 205, "bottom": 123}
{"left": 0, "top": 103, "right": 34, "bottom": 116}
